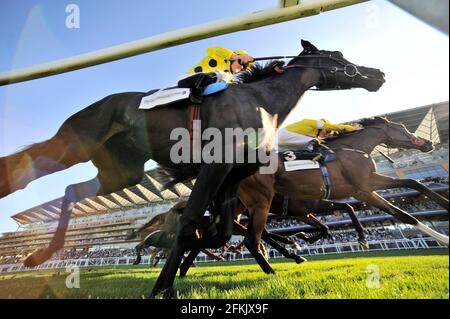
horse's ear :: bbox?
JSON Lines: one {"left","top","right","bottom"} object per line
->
{"left": 301, "top": 40, "right": 319, "bottom": 53}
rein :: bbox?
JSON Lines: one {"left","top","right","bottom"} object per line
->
{"left": 231, "top": 54, "right": 368, "bottom": 82}
{"left": 254, "top": 53, "right": 372, "bottom": 91}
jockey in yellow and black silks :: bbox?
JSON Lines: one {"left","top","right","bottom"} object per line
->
{"left": 178, "top": 46, "right": 254, "bottom": 103}
{"left": 276, "top": 118, "right": 361, "bottom": 152}
{"left": 187, "top": 46, "right": 254, "bottom": 82}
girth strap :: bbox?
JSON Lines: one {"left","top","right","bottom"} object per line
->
{"left": 188, "top": 104, "right": 201, "bottom": 158}
{"left": 320, "top": 165, "right": 332, "bottom": 200}
{"left": 282, "top": 197, "right": 289, "bottom": 217}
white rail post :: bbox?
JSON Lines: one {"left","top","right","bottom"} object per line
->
{"left": 0, "top": 0, "right": 368, "bottom": 86}
{"left": 388, "top": 0, "right": 448, "bottom": 35}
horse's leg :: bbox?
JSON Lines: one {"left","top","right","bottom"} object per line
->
{"left": 261, "top": 229, "right": 307, "bottom": 264}
{"left": 133, "top": 243, "right": 144, "bottom": 265}
{"left": 220, "top": 244, "right": 230, "bottom": 258}
{"left": 179, "top": 250, "right": 200, "bottom": 278}
{"left": 266, "top": 232, "right": 301, "bottom": 251}
{"left": 228, "top": 239, "right": 245, "bottom": 252}
{"left": 24, "top": 176, "right": 101, "bottom": 267}
{"left": 332, "top": 202, "right": 368, "bottom": 249}
{"left": 0, "top": 95, "right": 125, "bottom": 199}
{"left": 149, "top": 248, "right": 160, "bottom": 268}
{"left": 355, "top": 191, "right": 449, "bottom": 246}
{"left": 295, "top": 214, "right": 330, "bottom": 244}
{"left": 150, "top": 165, "right": 236, "bottom": 298}
{"left": 178, "top": 164, "right": 234, "bottom": 242}
{"left": 24, "top": 151, "right": 145, "bottom": 267}
{"left": 244, "top": 211, "right": 275, "bottom": 274}
{"left": 369, "top": 173, "right": 449, "bottom": 210}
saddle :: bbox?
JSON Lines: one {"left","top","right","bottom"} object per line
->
{"left": 280, "top": 143, "right": 335, "bottom": 200}
{"left": 280, "top": 143, "right": 337, "bottom": 164}
{"left": 138, "top": 73, "right": 229, "bottom": 110}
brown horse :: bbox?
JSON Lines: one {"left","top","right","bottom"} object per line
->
{"left": 239, "top": 116, "right": 449, "bottom": 274}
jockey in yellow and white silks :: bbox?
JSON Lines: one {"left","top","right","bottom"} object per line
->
{"left": 276, "top": 118, "right": 361, "bottom": 152}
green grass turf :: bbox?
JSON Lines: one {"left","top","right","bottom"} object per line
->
{"left": 0, "top": 249, "right": 448, "bottom": 299}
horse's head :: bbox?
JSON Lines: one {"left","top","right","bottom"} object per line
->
{"left": 287, "top": 40, "right": 385, "bottom": 92}
{"left": 361, "top": 117, "right": 434, "bottom": 152}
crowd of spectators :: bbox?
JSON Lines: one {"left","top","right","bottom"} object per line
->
{"left": 375, "top": 143, "right": 449, "bottom": 170}
{"left": 265, "top": 194, "right": 446, "bottom": 227}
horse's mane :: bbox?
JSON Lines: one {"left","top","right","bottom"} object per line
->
{"left": 323, "top": 129, "right": 361, "bottom": 142}
{"left": 324, "top": 117, "right": 388, "bottom": 143}
{"left": 357, "top": 116, "right": 388, "bottom": 127}
{"left": 235, "top": 60, "right": 285, "bottom": 83}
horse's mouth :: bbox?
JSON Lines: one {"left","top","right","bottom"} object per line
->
{"left": 367, "top": 74, "right": 386, "bottom": 92}
{"left": 360, "top": 69, "right": 385, "bottom": 92}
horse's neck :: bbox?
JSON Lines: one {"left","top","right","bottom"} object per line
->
{"left": 247, "top": 69, "right": 321, "bottom": 124}
{"left": 327, "top": 127, "right": 386, "bottom": 154}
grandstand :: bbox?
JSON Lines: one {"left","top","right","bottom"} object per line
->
{"left": 0, "top": 102, "right": 448, "bottom": 272}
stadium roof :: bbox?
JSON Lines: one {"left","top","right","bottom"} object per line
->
{"left": 379, "top": 101, "right": 449, "bottom": 144}
{"left": 10, "top": 101, "right": 449, "bottom": 225}
{"left": 11, "top": 170, "right": 195, "bottom": 225}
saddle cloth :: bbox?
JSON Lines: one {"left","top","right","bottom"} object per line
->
{"left": 138, "top": 82, "right": 229, "bottom": 110}
{"left": 280, "top": 146, "right": 336, "bottom": 172}
{"left": 279, "top": 147, "right": 334, "bottom": 199}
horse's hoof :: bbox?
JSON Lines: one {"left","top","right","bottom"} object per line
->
{"left": 295, "top": 255, "right": 307, "bottom": 264}
{"left": 23, "top": 248, "right": 53, "bottom": 268}
{"left": 295, "top": 232, "right": 307, "bottom": 240}
{"left": 359, "top": 239, "right": 370, "bottom": 250}
{"left": 179, "top": 267, "right": 188, "bottom": 278}
{"left": 163, "top": 287, "right": 176, "bottom": 299}
{"left": 149, "top": 287, "right": 177, "bottom": 299}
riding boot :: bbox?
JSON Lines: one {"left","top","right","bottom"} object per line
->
{"left": 178, "top": 73, "right": 218, "bottom": 104}
{"left": 305, "top": 140, "right": 324, "bottom": 163}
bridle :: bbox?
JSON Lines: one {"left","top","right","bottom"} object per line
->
{"left": 364, "top": 122, "right": 418, "bottom": 146}
{"left": 276, "top": 53, "right": 374, "bottom": 90}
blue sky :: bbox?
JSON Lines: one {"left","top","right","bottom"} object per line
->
{"left": 0, "top": 0, "right": 448, "bottom": 233}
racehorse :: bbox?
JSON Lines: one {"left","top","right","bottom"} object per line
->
{"left": 238, "top": 117, "right": 449, "bottom": 274}
{"left": 0, "top": 40, "right": 385, "bottom": 297}
{"left": 154, "top": 193, "right": 366, "bottom": 277}
{"left": 128, "top": 203, "right": 226, "bottom": 266}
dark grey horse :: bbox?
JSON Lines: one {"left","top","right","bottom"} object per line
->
{"left": 0, "top": 40, "right": 385, "bottom": 297}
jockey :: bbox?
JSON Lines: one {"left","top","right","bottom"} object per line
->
{"left": 276, "top": 118, "right": 361, "bottom": 153}
{"left": 178, "top": 46, "right": 254, "bottom": 103}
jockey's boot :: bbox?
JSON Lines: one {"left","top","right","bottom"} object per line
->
{"left": 304, "top": 140, "right": 324, "bottom": 163}
{"left": 178, "top": 73, "right": 218, "bottom": 104}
